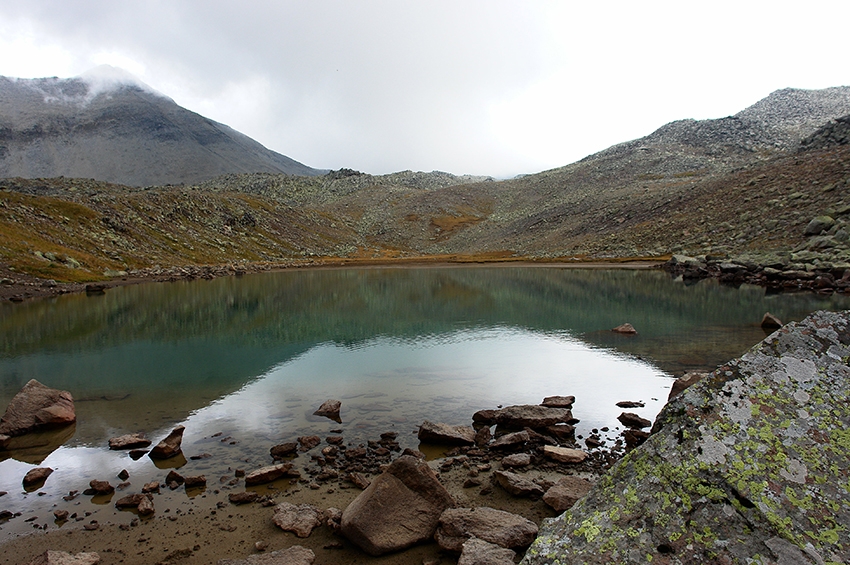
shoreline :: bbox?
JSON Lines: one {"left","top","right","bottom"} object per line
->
{"left": 0, "top": 256, "right": 666, "bottom": 304}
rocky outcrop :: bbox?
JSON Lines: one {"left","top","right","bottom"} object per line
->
{"left": 340, "top": 455, "right": 455, "bottom": 556}
{"left": 523, "top": 310, "right": 850, "bottom": 564}
{"left": 0, "top": 380, "right": 76, "bottom": 446}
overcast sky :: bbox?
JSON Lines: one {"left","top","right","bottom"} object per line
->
{"left": 0, "top": 1, "right": 848, "bottom": 178}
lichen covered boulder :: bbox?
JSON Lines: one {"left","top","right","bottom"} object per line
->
{"left": 523, "top": 310, "right": 850, "bottom": 565}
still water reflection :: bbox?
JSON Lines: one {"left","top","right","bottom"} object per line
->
{"left": 0, "top": 267, "right": 848, "bottom": 535}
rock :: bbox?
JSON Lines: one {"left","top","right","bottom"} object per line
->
{"left": 541, "top": 395, "right": 575, "bottom": 408}
{"left": 492, "top": 470, "right": 544, "bottom": 497}
{"left": 501, "top": 453, "right": 531, "bottom": 468}
{"left": 117, "top": 469, "right": 129, "bottom": 481}
{"left": 542, "top": 476, "right": 593, "bottom": 512}
{"left": 474, "top": 426, "right": 492, "bottom": 447}
{"left": 347, "top": 472, "right": 371, "bottom": 490}
{"left": 435, "top": 507, "right": 538, "bottom": 552}
{"left": 148, "top": 425, "right": 185, "bottom": 459}
{"left": 615, "top": 400, "right": 644, "bottom": 408}
{"left": 616, "top": 412, "right": 651, "bottom": 429}
{"left": 542, "top": 446, "right": 588, "bottom": 464}
{"left": 524, "top": 310, "right": 850, "bottom": 564}
{"left": 473, "top": 405, "right": 573, "bottom": 429}
{"left": 23, "top": 467, "right": 53, "bottom": 488}
{"left": 269, "top": 442, "right": 298, "bottom": 459}
{"left": 141, "top": 481, "right": 159, "bottom": 494}
{"left": 761, "top": 312, "right": 783, "bottom": 329}
{"left": 0, "top": 380, "right": 76, "bottom": 440}
{"left": 667, "top": 371, "right": 708, "bottom": 401}
{"left": 53, "top": 509, "right": 69, "bottom": 521}
{"left": 417, "top": 421, "right": 476, "bottom": 445}
{"left": 458, "top": 537, "right": 516, "bottom": 565}
{"left": 340, "top": 455, "right": 455, "bottom": 556}
{"left": 216, "top": 546, "right": 315, "bottom": 565}
{"left": 88, "top": 480, "right": 114, "bottom": 495}
{"left": 490, "top": 430, "right": 529, "bottom": 450}
{"left": 108, "top": 433, "right": 151, "bottom": 450}
{"left": 26, "top": 551, "right": 100, "bottom": 565}
{"left": 611, "top": 323, "right": 637, "bottom": 334}
{"left": 229, "top": 492, "right": 259, "bottom": 505}
{"left": 184, "top": 475, "right": 206, "bottom": 488}
{"left": 272, "top": 502, "right": 323, "bottom": 538}
{"left": 542, "top": 424, "right": 575, "bottom": 442}
{"left": 244, "top": 463, "right": 298, "bottom": 486}
{"left": 622, "top": 429, "right": 650, "bottom": 449}
{"left": 804, "top": 215, "right": 835, "bottom": 235}
{"left": 165, "top": 470, "right": 184, "bottom": 485}
{"left": 297, "top": 435, "right": 321, "bottom": 450}
{"left": 313, "top": 399, "right": 341, "bottom": 422}
{"left": 114, "top": 494, "right": 144, "bottom": 508}
{"left": 137, "top": 496, "right": 155, "bottom": 516}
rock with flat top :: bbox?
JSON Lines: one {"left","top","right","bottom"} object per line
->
{"left": 435, "top": 507, "right": 538, "bottom": 552}
{"left": 542, "top": 445, "right": 588, "bottom": 464}
{"left": 473, "top": 405, "right": 573, "bottom": 429}
{"left": 245, "top": 463, "right": 298, "bottom": 486}
{"left": 541, "top": 396, "right": 575, "bottom": 408}
{"left": 0, "top": 380, "right": 76, "bottom": 442}
{"left": 340, "top": 455, "right": 455, "bottom": 556}
{"left": 26, "top": 552, "right": 100, "bottom": 565}
{"left": 418, "top": 421, "right": 476, "bottom": 445}
{"left": 108, "top": 433, "right": 151, "bottom": 450}
{"left": 148, "top": 426, "right": 185, "bottom": 459}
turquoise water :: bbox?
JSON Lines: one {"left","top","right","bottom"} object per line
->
{"left": 0, "top": 266, "right": 848, "bottom": 537}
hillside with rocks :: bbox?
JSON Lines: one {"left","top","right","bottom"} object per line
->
{"left": 1, "top": 85, "right": 850, "bottom": 298}
{"left": 0, "top": 67, "right": 321, "bottom": 186}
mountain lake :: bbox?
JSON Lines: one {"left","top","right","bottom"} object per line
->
{"left": 1, "top": 265, "right": 849, "bottom": 542}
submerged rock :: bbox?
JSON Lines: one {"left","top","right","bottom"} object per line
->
{"left": 0, "top": 380, "right": 76, "bottom": 445}
{"left": 340, "top": 455, "right": 455, "bottom": 556}
{"left": 523, "top": 310, "right": 850, "bottom": 564}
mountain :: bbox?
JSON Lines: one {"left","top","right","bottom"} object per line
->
{"left": 1, "top": 85, "right": 849, "bottom": 289}
{"left": 0, "top": 66, "right": 321, "bottom": 186}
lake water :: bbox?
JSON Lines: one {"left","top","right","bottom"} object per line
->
{"left": 1, "top": 266, "right": 848, "bottom": 538}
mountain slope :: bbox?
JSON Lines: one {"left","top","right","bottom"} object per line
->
{"left": 0, "top": 68, "right": 321, "bottom": 186}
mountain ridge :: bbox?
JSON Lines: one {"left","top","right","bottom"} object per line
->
{"left": 0, "top": 70, "right": 322, "bottom": 186}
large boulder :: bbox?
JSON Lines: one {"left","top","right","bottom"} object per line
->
{"left": 340, "top": 455, "right": 455, "bottom": 555}
{"left": 435, "top": 507, "right": 538, "bottom": 552}
{"left": 0, "top": 380, "right": 76, "bottom": 442}
{"left": 523, "top": 311, "right": 850, "bottom": 564}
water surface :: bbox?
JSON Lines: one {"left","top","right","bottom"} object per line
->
{"left": 0, "top": 267, "right": 848, "bottom": 538}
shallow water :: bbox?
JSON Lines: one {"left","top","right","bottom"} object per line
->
{"left": 0, "top": 266, "right": 848, "bottom": 538}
